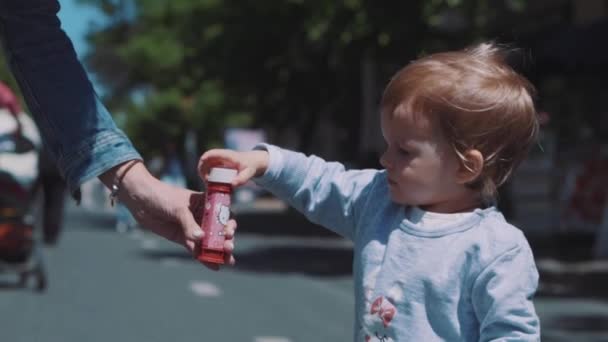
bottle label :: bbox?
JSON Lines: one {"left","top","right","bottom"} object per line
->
{"left": 201, "top": 191, "right": 231, "bottom": 250}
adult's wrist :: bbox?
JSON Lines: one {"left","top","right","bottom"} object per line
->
{"left": 99, "top": 159, "right": 151, "bottom": 200}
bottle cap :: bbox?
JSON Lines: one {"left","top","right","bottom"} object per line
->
{"left": 208, "top": 167, "right": 237, "bottom": 184}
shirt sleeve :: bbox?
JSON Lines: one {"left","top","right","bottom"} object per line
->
{"left": 472, "top": 239, "right": 541, "bottom": 341}
{"left": 0, "top": 0, "right": 142, "bottom": 194}
{"left": 253, "top": 143, "right": 377, "bottom": 240}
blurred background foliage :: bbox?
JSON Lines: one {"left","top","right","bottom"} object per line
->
{"left": 73, "top": 0, "right": 535, "bottom": 160}
{"left": 5, "top": 0, "right": 603, "bottom": 166}
{"left": 3, "top": 0, "right": 606, "bottom": 230}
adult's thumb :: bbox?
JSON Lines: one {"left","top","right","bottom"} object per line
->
{"left": 177, "top": 208, "right": 203, "bottom": 248}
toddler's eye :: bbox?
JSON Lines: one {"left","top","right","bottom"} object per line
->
{"left": 398, "top": 148, "right": 410, "bottom": 155}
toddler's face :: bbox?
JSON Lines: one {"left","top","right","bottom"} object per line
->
{"left": 379, "top": 109, "right": 465, "bottom": 212}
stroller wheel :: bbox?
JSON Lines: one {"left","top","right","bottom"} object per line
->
{"left": 36, "top": 271, "right": 47, "bottom": 292}
{"left": 33, "top": 261, "right": 47, "bottom": 292}
{"left": 18, "top": 272, "right": 28, "bottom": 287}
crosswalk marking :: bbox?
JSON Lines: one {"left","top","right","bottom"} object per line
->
{"left": 189, "top": 280, "right": 221, "bottom": 297}
{"left": 253, "top": 337, "right": 292, "bottom": 342}
{"left": 141, "top": 238, "right": 159, "bottom": 250}
{"left": 128, "top": 230, "right": 144, "bottom": 240}
{"left": 160, "top": 257, "right": 181, "bottom": 267}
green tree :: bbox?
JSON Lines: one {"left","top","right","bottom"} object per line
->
{"left": 79, "top": 0, "right": 532, "bottom": 161}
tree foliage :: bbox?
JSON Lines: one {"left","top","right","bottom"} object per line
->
{"left": 79, "top": 0, "right": 532, "bottom": 159}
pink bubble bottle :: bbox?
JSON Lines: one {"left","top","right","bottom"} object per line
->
{"left": 197, "top": 167, "right": 237, "bottom": 264}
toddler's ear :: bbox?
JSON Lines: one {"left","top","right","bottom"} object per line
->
{"left": 456, "top": 149, "right": 484, "bottom": 184}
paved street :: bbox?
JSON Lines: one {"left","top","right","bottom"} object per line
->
{"left": 1, "top": 204, "right": 355, "bottom": 342}
{"left": 2, "top": 203, "right": 608, "bottom": 341}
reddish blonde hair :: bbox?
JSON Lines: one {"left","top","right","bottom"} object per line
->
{"left": 381, "top": 42, "right": 539, "bottom": 202}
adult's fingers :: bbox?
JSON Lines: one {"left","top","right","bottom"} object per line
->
{"left": 223, "top": 240, "right": 234, "bottom": 253}
{"left": 224, "top": 254, "right": 236, "bottom": 266}
{"left": 176, "top": 207, "right": 204, "bottom": 253}
{"left": 223, "top": 219, "right": 238, "bottom": 240}
{"left": 223, "top": 239, "right": 236, "bottom": 266}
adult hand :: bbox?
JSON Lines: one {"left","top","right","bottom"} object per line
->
{"left": 99, "top": 160, "right": 236, "bottom": 270}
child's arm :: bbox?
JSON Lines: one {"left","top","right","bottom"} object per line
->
{"left": 472, "top": 239, "right": 540, "bottom": 341}
{"left": 199, "top": 144, "right": 376, "bottom": 240}
{"left": 253, "top": 144, "right": 377, "bottom": 239}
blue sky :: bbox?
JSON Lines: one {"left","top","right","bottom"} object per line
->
{"left": 57, "top": 0, "right": 107, "bottom": 91}
{"left": 57, "top": 0, "right": 106, "bottom": 59}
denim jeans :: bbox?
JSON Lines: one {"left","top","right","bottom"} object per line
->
{"left": 0, "top": 0, "right": 141, "bottom": 194}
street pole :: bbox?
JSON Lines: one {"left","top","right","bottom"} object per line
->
{"left": 593, "top": 196, "right": 608, "bottom": 259}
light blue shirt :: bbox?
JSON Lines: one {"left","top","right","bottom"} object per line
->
{"left": 0, "top": 0, "right": 141, "bottom": 194}
{"left": 255, "top": 144, "right": 540, "bottom": 341}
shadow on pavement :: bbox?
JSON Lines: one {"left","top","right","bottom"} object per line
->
{"left": 528, "top": 233, "right": 596, "bottom": 262}
{"left": 0, "top": 277, "right": 39, "bottom": 293}
{"left": 0, "top": 280, "right": 20, "bottom": 290}
{"left": 66, "top": 204, "right": 337, "bottom": 236}
{"left": 65, "top": 208, "right": 115, "bottom": 231}
{"left": 234, "top": 209, "right": 339, "bottom": 237}
{"left": 539, "top": 268, "right": 608, "bottom": 299}
{"left": 551, "top": 314, "right": 608, "bottom": 332}
{"left": 137, "top": 250, "right": 190, "bottom": 260}
{"left": 232, "top": 245, "right": 353, "bottom": 277}
{"left": 138, "top": 245, "right": 354, "bottom": 277}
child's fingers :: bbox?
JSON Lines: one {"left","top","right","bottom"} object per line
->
{"left": 200, "top": 148, "right": 230, "bottom": 161}
{"left": 197, "top": 157, "right": 220, "bottom": 180}
{"left": 233, "top": 167, "right": 257, "bottom": 187}
{"left": 198, "top": 149, "right": 237, "bottom": 179}
{"left": 201, "top": 149, "right": 239, "bottom": 165}
{"left": 197, "top": 157, "right": 211, "bottom": 180}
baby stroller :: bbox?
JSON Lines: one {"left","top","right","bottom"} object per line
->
{"left": 0, "top": 82, "right": 46, "bottom": 291}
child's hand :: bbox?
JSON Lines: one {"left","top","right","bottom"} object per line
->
{"left": 198, "top": 149, "right": 269, "bottom": 187}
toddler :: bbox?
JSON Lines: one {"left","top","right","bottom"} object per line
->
{"left": 200, "top": 42, "right": 540, "bottom": 341}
